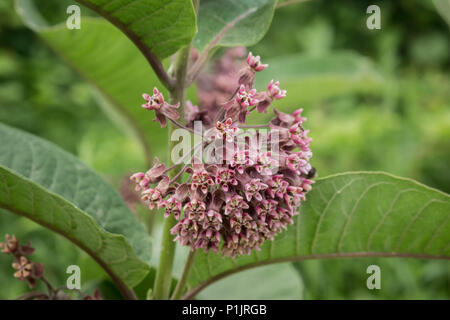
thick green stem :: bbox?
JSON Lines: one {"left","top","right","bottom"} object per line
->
{"left": 152, "top": 45, "right": 191, "bottom": 300}
{"left": 151, "top": 128, "right": 178, "bottom": 300}
{"left": 171, "top": 250, "right": 197, "bottom": 300}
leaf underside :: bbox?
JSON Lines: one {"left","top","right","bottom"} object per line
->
{"left": 194, "top": 0, "right": 277, "bottom": 51}
{"left": 0, "top": 123, "right": 151, "bottom": 289}
{"left": 185, "top": 172, "right": 450, "bottom": 298}
{"left": 15, "top": 0, "right": 182, "bottom": 162}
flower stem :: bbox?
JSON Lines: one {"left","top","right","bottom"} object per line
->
{"left": 152, "top": 122, "right": 179, "bottom": 300}
{"left": 170, "top": 249, "right": 197, "bottom": 300}
{"left": 152, "top": 44, "right": 192, "bottom": 300}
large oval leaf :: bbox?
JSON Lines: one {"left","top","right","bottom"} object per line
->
{"left": 0, "top": 123, "right": 151, "bottom": 296}
{"left": 184, "top": 172, "right": 450, "bottom": 298}
{"left": 15, "top": 0, "right": 191, "bottom": 163}
{"left": 74, "top": 0, "right": 196, "bottom": 60}
{"left": 194, "top": 0, "right": 277, "bottom": 51}
{"left": 252, "top": 52, "right": 383, "bottom": 108}
{"left": 197, "top": 263, "right": 302, "bottom": 299}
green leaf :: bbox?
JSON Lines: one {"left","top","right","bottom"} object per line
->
{"left": 433, "top": 0, "right": 450, "bottom": 26}
{"left": 74, "top": 0, "right": 196, "bottom": 60}
{"left": 0, "top": 123, "right": 151, "bottom": 293}
{"left": 15, "top": 0, "right": 193, "bottom": 163}
{"left": 197, "top": 263, "right": 302, "bottom": 299}
{"left": 276, "top": 0, "right": 310, "bottom": 9}
{"left": 253, "top": 52, "right": 383, "bottom": 107}
{"left": 185, "top": 172, "right": 450, "bottom": 299}
{"left": 194, "top": 0, "right": 277, "bottom": 51}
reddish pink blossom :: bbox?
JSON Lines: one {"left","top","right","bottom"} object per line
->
{"left": 244, "top": 178, "right": 268, "bottom": 202}
{"left": 246, "top": 52, "right": 268, "bottom": 72}
{"left": 267, "top": 80, "right": 286, "bottom": 99}
{"left": 142, "top": 87, "right": 180, "bottom": 128}
{"left": 224, "top": 195, "right": 249, "bottom": 217}
{"left": 12, "top": 256, "right": 32, "bottom": 281}
{"left": 236, "top": 85, "right": 259, "bottom": 108}
{"left": 131, "top": 50, "right": 314, "bottom": 258}
{"left": 161, "top": 196, "right": 182, "bottom": 220}
{"left": 0, "top": 234, "right": 18, "bottom": 254}
{"left": 215, "top": 118, "right": 239, "bottom": 142}
{"left": 190, "top": 164, "right": 215, "bottom": 194}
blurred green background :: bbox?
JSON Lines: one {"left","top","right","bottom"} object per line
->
{"left": 0, "top": 0, "right": 449, "bottom": 299}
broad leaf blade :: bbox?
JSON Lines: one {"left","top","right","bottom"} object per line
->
{"left": 75, "top": 0, "right": 196, "bottom": 60}
{"left": 186, "top": 172, "right": 450, "bottom": 298}
{"left": 197, "top": 263, "right": 302, "bottom": 299}
{"left": 16, "top": 0, "right": 182, "bottom": 162}
{"left": 0, "top": 123, "right": 151, "bottom": 290}
{"left": 276, "top": 0, "right": 310, "bottom": 8}
{"left": 253, "top": 52, "right": 383, "bottom": 107}
{"left": 194, "top": 0, "right": 277, "bottom": 51}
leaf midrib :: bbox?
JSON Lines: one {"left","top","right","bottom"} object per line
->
{"left": 0, "top": 164, "right": 139, "bottom": 299}
{"left": 183, "top": 171, "right": 450, "bottom": 299}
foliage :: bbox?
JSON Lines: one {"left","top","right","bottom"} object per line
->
{"left": 0, "top": 0, "right": 448, "bottom": 300}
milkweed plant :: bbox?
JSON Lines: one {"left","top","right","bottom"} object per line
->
{"left": 1, "top": 0, "right": 448, "bottom": 301}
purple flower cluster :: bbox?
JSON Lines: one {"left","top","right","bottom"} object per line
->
{"left": 132, "top": 51, "right": 314, "bottom": 258}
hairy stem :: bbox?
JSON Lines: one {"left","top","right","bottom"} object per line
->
{"left": 170, "top": 249, "right": 197, "bottom": 300}
{"left": 153, "top": 44, "right": 192, "bottom": 300}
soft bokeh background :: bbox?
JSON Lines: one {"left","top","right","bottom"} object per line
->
{"left": 0, "top": 0, "right": 449, "bottom": 299}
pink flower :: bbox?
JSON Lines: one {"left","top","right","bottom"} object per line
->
{"left": 161, "top": 196, "right": 182, "bottom": 220}
{"left": 142, "top": 87, "right": 164, "bottom": 110}
{"left": 266, "top": 175, "right": 289, "bottom": 198}
{"left": 215, "top": 118, "right": 239, "bottom": 142}
{"left": 171, "top": 218, "right": 199, "bottom": 246}
{"left": 230, "top": 212, "right": 253, "bottom": 234}
{"left": 140, "top": 176, "right": 170, "bottom": 210}
{"left": 292, "top": 108, "right": 306, "bottom": 123}
{"left": 286, "top": 153, "right": 312, "bottom": 175}
{"left": 300, "top": 177, "right": 314, "bottom": 192}
{"left": 244, "top": 178, "right": 268, "bottom": 201}
{"left": 267, "top": 80, "right": 286, "bottom": 99}
{"left": 141, "top": 188, "right": 163, "bottom": 210}
{"left": 184, "top": 199, "right": 207, "bottom": 221}
{"left": 230, "top": 150, "right": 254, "bottom": 174}
{"left": 12, "top": 256, "right": 32, "bottom": 281}
{"left": 215, "top": 168, "right": 238, "bottom": 192}
{"left": 130, "top": 157, "right": 166, "bottom": 191}
{"left": 142, "top": 87, "right": 180, "bottom": 128}
{"left": 255, "top": 152, "right": 276, "bottom": 176}
{"left": 134, "top": 51, "right": 314, "bottom": 258}
{"left": 271, "top": 108, "right": 305, "bottom": 127}
{"left": 246, "top": 52, "right": 268, "bottom": 72}
{"left": 255, "top": 199, "right": 278, "bottom": 220}
{"left": 0, "top": 234, "right": 18, "bottom": 254}
{"left": 190, "top": 164, "right": 215, "bottom": 194}
{"left": 236, "top": 85, "right": 259, "bottom": 108}
{"left": 195, "top": 229, "right": 221, "bottom": 253}
{"left": 224, "top": 195, "right": 249, "bottom": 217}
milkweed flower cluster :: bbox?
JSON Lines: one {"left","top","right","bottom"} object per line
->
{"left": 0, "top": 234, "right": 103, "bottom": 300}
{"left": 132, "top": 51, "right": 314, "bottom": 258}
{"left": 0, "top": 234, "right": 44, "bottom": 288}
